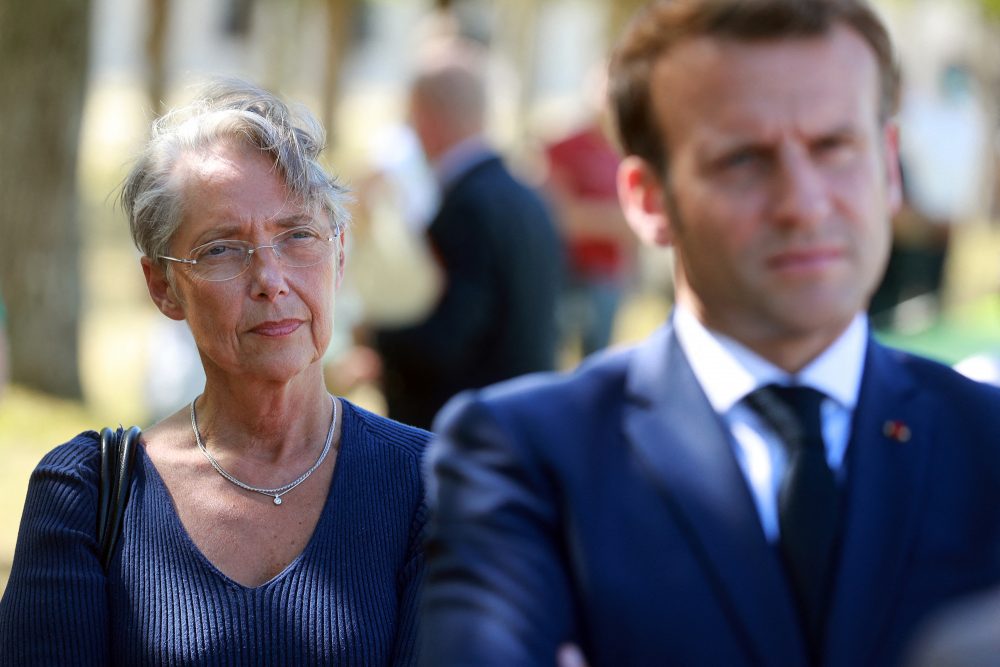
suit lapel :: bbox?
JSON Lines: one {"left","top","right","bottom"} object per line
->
{"left": 623, "top": 325, "right": 807, "bottom": 667}
{"left": 824, "top": 340, "right": 932, "bottom": 665}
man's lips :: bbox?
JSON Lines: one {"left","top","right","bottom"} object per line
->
{"left": 767, "top": 247, "right": 845, "bottom": 273}
{"left": 250, "top": 319, "right": 303, "bottom": 336}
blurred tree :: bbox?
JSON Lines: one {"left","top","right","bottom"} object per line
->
{"left": 607, "top": 0, "right": 649, "bottom": 42}
{"left": 979, "top": 0, "right": 1000, "bottom": 21}
{"left": 0, "top": 0, "right": 90, "bottom": 398}
{"left": 147, "top": 0, "right": 171, "bottom": 115}
{"left": 322, "top": 0, "right": 360, "bottom": 140}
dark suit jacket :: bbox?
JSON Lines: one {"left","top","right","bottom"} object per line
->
{"left": 376, "top": 155, "right": 562, "bottom": 430}
{"left": 422, "top": 323, "right": 1000, "bottom": 667}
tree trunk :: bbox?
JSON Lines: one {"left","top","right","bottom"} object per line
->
{"left": 146, "top": 0, "right": 171, "bottom": 116}
{"left": 0, "top": 0, "right": 90, "bottom": 398}
{"left": 607, "top": 0, "right": 650, "bottom": 45}
{"left": 321, "top": 0, "right": 358, "bottom": 145}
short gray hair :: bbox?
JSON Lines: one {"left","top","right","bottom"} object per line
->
{"left": 120, "top": 78, "right": 349, "bottom": 263}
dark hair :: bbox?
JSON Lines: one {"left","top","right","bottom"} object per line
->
{"left": 608, "top": 0, "right": 900, "bottom": 174}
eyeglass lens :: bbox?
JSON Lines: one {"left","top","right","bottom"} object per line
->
{"left": 189, "top": 227, "right": 335, "bottom": 281}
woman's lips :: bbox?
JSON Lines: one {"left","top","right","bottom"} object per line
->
{"left": 250, "top": 319, "right": 302, "bottom": 336}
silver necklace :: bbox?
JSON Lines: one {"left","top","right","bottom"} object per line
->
{"left": 191, "top": 394, "right": 337, "bottom": 506}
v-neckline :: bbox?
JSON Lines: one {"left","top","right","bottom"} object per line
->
{"left": 137, "top": 401, "right": 354, "bottom": 591}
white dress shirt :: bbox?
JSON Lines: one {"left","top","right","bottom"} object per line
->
{"left": 672, "top": 305, "right": 868, "bottom": 542}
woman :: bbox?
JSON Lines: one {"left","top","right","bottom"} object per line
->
{"left": 0, "top": 80, "right": 428, "bottom": 665}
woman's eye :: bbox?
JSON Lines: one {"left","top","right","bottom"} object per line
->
{"left": 197, "top": 243, "right": 242, "bottom": 260}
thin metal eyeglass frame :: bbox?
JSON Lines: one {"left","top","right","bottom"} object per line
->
{"left": 158, "top": 226, "right": 340, "bottom": 282}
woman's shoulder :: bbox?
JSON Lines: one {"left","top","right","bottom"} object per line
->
{"left": 340, "top": 399, "right": 430, "bottom": 461}
{"left": 35, "top": 431, "right": 102, "bottom": 478}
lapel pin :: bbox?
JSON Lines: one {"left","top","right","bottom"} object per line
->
{"left": 883, "top": 420, "right": 911, "bottom": 443}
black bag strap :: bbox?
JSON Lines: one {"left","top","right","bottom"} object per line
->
{"left": 97, "top": 425, "right": 141, "bottom": 569}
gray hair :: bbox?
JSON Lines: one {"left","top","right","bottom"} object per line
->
{"left": 120, "top": 78, "right": 349, "bottom": 263}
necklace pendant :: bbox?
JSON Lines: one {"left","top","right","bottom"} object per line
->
{"left": 273, "top": 496, "right": 283, "bottom": 506}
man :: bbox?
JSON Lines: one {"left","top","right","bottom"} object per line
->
{"left": 375, "top": 41, "right": 562, "bottom": 430}
{"left": 420, "top": 2, "right": 1000, "bottom": 666}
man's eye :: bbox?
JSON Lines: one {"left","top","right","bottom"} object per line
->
{"left": 813, "top": 136, "right": 856, "bottom": 160}
{"left": 723, "top": 150, "right": 764, "bottom": 169}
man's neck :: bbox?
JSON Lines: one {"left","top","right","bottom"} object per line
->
{"left": 432, "top": 135, "right": 493, "bottom": 190}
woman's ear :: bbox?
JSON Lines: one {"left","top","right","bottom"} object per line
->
{"left": 142, "top": 257, "right": 186, "bottom": 321}
{"left": 335, "top": 229, "right": 347, "bottom": 290}
{"left": 617, "top": 156, "right": 674, "bottom": 247}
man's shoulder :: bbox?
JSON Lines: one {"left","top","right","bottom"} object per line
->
{"left": 447, "top": 157, "right": 542, "bottom": 208}
{"left": 439, "top": 344, "right": 636, "bottom": 426}
{"left": 874, "top": 341, "right": 1000, "bottom": 407}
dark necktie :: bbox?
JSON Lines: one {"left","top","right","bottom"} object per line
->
{"left": 746, "top": 384, "right": 840, "bottom": 656}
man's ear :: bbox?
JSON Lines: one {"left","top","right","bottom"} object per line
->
{"left": 617, "top": 156, "right": 674, "bottom": 247}
{"left": 882, "top": 121, "right": 903, "bottom": 216}
{"left": 142, "top": 256, "right": 186, "bottom": 321}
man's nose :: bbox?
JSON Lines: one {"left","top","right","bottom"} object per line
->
{"left": 773, "top": 147, "right": 832, "bottom": 229}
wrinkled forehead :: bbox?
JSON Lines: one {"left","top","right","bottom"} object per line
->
{"left": 169, "top": 143, "right": 316, "bottom": 237}
{"left": 649, "top": 25, "right": 883, "bottom": 148}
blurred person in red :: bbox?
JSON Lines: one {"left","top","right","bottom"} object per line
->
{"left": 544, "top": 66, "right": 637, "bottom": 357}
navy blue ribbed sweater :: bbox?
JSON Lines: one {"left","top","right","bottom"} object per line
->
{"left": 0, "top": 400, "right": 429, "bottom": 666}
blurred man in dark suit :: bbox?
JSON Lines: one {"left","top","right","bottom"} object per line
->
{"left": 420, "top": 2, "right": 1000, "bottom": 666}
{"left": 375, "top": 41, "right": 562, "bottom": 430}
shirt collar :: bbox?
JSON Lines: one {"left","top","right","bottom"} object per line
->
{"left": 673, "top": 304, "right": 868, "bottom": 414}
{"left": 433, "top": 136, "right": 495, "bottom": 190}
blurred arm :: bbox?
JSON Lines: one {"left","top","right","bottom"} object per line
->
{"left": 375, "top": 197, "right": 495, "bottom": 380}
{"left": 420, "top": 394, "right": 577, "bottom": 667}
{"left": 390, "top": 501, "right": 429, "bottom": 667}
{"left": 0, "top": 439, "right": 109, "bottom": 664}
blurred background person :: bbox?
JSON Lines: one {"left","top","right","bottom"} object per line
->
{"left": 0, "top": 80, "right": 428, "bottom": 665}
{"left": 373, "top": 39, "right": 563, "bottom": 430}
{"left": 330, "top": 122, "right": 443, "bottom": 412}
{"left": 871, "top": 62, "right": 992, "bottom": 328}
{"left": 543, "top": 64, "right": 636, "bottom": 359}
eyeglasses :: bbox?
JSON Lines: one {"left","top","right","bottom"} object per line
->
{"left": 159, "top": 226, "right": 339, "bottom": 282}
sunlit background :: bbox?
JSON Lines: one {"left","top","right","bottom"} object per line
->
{"left": 2, "top": 0, "right": 1000, "bottom": 593}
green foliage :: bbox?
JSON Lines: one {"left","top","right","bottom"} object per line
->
{"left": 981, "top": 0, "right": 1000, "bottom": 21}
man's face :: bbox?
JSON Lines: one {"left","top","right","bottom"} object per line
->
{"left": 639, "top": 25, "right": 901, "bottom": 369}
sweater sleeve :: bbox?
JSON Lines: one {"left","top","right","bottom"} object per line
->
{"left": 0, "top": 433, "right": 109, "bottom": 665}
{"left": 390, "top": 499, "right": 428, "bottom": 667}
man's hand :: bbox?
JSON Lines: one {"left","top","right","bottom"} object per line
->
{"left": 557, "top": 644, "right": 589, "bottom": 667}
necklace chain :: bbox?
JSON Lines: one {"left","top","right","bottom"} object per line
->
{"left": 191, "top": 395, "right": 337, "bottom": 506}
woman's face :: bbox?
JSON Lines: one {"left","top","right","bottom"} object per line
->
{"left": 143, "top": 141, "right": 340, "bottom": 386}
